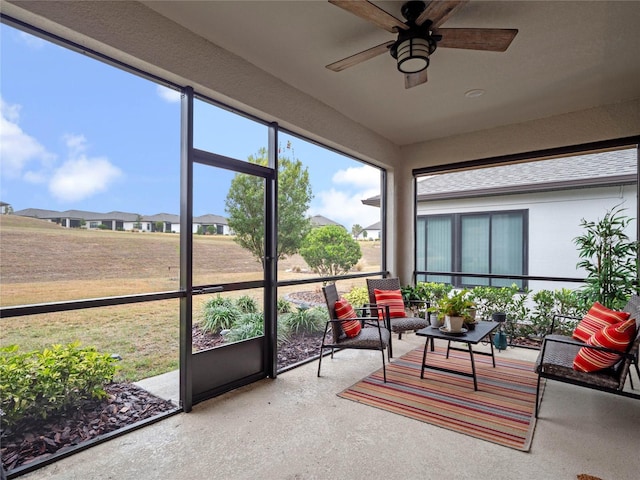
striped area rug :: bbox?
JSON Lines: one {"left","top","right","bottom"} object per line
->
{"left": 338, "top": 345, "right": 543, "bottom": 451}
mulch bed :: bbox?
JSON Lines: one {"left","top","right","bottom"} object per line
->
{"left": 1, "top": 383, "right": 176, "bottom": 472}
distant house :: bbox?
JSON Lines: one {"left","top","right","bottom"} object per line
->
{"left": 144, "top": 213, "right": 180, "bottom": 233}
{"left": 13, "top": 208, "right": 86, "bottom": 228}
{"left": 13, "top": 208, "right": 229, "bottom": 234}
{"left": 363, "top": 148, "right": 637, "bottom": 292}
{"left": 0, "top": 201, "right": 11, "bottom": 214}
{"left": 194, "top": 214, "right": 230, "bottom": 235}
{"left": 356, "top": 221, "right": 380, "bottom": 240}
{"left": 310, "top": 214, "right": 344, "bottom": 229}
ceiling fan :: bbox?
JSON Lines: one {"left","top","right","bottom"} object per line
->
{"left": 326, "top": 0, "right": 518, "bottom": 89}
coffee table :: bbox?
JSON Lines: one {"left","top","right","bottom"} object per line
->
{"left": 416, "top": 321, "right": 500, "bottom": 391}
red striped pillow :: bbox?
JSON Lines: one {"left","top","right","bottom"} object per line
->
{"left": 573, "top": 319, "right": 637, "bottom": 372}
{"left": 334, "top": 298, "right": 361, "bottom": 338}
{"left": 374, "top": 289, "right": 406, "bottom": 320}
{"left": 572, "top": 302, "right": 630, "bottom": 343}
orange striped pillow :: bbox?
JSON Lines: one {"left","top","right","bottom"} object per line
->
{"left": 573, "top": 319, "right": 637, "bottom": 372}
{"left": 334, "top": 298, "right": 361, "bottom": 338}
{"left": 374, "top": 289, "right": 406, "bottom": 319}
{"left": 572, "top": 302, "right": 630, "bottom": 343}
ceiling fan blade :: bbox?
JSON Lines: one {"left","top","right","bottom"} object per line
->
{"left": 329, "top": 0, "right": 408, "bottom": 33}
{"left": 436, "top": 28, "right": 518, "bottom": 52}
{"left": 326, "top": 41, "right": 394, "bottom": 72}
{"left": 416, "top": 0, "right": 468, "bottom": 28}
{"left": 405, "top": 70, "right": 428, "bottom": 89}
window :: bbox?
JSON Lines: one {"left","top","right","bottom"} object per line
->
{"left": 417, "top": 210, "right": 528, "bottom": 288}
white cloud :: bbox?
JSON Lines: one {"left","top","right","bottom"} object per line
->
{"left": 23, "top": 170, "right": 48, "bottom": 184}
{"left": 0, "top": 97, "right": 56, "bottom": 179}
{"left": 332, "top": 165, "right": 380, "bottom": 189}
{"left": 63, "top": 133, "right": 89, "bottom": 156}
{"left": 310, "top": 165, "right": 381, "bottom": 230}
{"left": 156, "top": 85, "right": 181, "bottom": 103}
{"left": 0, "top": 97, "right": 122, "bottom": 203}
{"left": 311, "top": 166, "right": 381, "bottom": 231}
{"left": 49, "top": 156, "right": 123, "bottom": 202}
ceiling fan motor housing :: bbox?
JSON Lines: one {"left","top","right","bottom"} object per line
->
{"left": 390, "top": 21, "right": 437, "bottom": 74}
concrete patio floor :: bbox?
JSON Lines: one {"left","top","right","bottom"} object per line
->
{"left": 21, "top": 335, "right": 640, "bottom": 480}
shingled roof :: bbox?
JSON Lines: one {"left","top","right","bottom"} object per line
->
{"left": 362, "top": 148, "right": 636, "bottom": 206}
{"left": 310, "top": 215, "right": 344, "bottom": 229}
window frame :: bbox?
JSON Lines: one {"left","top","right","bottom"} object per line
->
{"left": 417, "top": 209, "right": 529, "bottom": 289}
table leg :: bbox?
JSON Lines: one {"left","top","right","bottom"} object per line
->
{"left": 468, "top": 343, "right": 478, "bottom": 391}
{"left": 421, "top": 339, "right": 429, "bottom": 379}
{"left": 489, "top": 333, "right": 496, "bottom": 367}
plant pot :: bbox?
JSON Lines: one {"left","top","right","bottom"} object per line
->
{"left": 429, "top": 313, "right": 443, "bottom": 328}
{"left": 465, "top": 321, "right": 476, "bottom": 331}
{"left": 492, "top": 312, "right": 507, "bottom": 323}
{"left": 445, "top": 315, "right": 464, "bottom": 333}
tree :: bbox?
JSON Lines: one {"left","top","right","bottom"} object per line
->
{"left": 225, "top": 147, "right": 313, "bottom": 267}
{"left": 351, "top": 223, "right": 363, "bottom": 238}
{"left": 300, "top": 225, "right": 362, "bottom": 277}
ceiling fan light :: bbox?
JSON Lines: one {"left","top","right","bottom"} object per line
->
{"left": 396, "top": 37, "right": 430, "bottom": 74}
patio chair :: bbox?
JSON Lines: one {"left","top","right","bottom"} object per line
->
{"left": 534, "top": 294, "right": 640, "bottom": 417}
{"left": 366, "top": 277, "right": 430, "bottom": 358}
{"left": 319, "top": 283, "right": 391, "bottom": 382}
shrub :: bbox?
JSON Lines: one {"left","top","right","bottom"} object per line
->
{"left": 0, "top": 343, "right": 117, "bottom": 430}
{"left": 343, "top": 286, "right": 369, "bottom": 308}
{"left": 225, "top": 312, "right": 290, "bottom": 346}
{"left": 300, "top": 225, "right": 362, "bottom": 277}
{"left": 277, "top": 297, "right": 294, "bottom": 314}
{"left": 201, "top": 297, "right": 241, "bottom": 334}
{"left": 236, "top": 295, "right": 259, "bottom": 314}
{"left": 528, "top": 288, "right": 584, "bottom": 337}
{"left": 204, "top": 295, "right": 234, "bottom": 309}
{"left": 225, "top": 312, "right": 265, "bottom": 342}
{"left": 469, "top": 284, "right": 526, "bottom": 321}
{"left": 281, "top": 305, "right": 327, "bottom": 334}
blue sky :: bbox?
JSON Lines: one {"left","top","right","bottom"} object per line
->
{"left": 0, "top": 24, "right": 381, "bottom": 230}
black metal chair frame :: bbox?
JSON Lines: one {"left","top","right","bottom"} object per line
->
{"left": 535, "top": 302, "right": 640, "bottom": 418}
{"left": 319, "top": 283, "right": 390, "bottom": 382}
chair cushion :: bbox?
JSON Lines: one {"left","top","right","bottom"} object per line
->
{"left": 573, "top": 319, "right": 637, "bottom": 372}
{"left": 572, "top": 302, "right": 630, "bottom": 343}
{"left": 536, "top": 335, "right": 622, "bottom": 390}
{"left": 334, "top": 298, "right": 361, "bottom": 338}
{"left": 374, "top": 289, "right": 406, "bottom": 319}
{"left": 389, "top": 316, "right": 430, "bottom": 333}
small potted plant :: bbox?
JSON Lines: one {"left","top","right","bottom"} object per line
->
{"left": 437, "top": 289, "right": 475, "bottom": 333}
{"left": 427, "top": 304, "right": 444, "bottom": 328}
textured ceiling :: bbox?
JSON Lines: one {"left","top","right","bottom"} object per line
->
{"left": 142, "top": 1, "right": 640, "bottom": 147}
